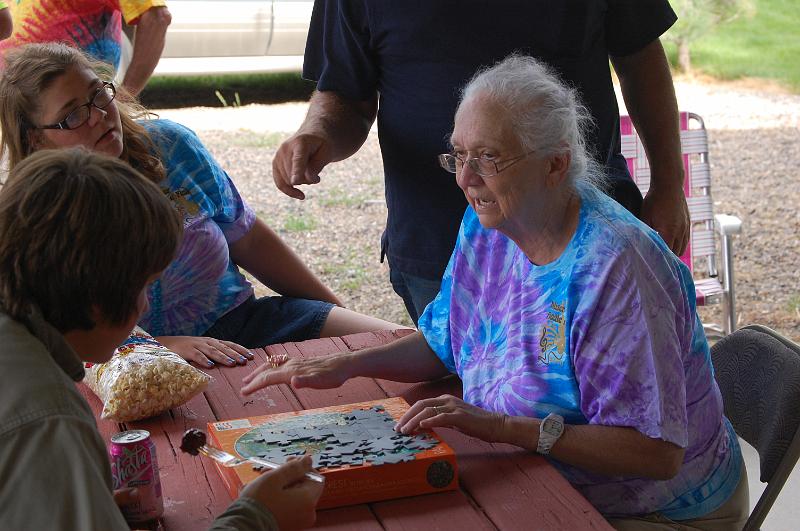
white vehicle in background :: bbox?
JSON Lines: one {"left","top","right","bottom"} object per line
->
{"left": 122, "top": 0, "right": 313, "bottom": 77}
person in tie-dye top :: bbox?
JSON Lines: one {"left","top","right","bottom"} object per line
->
{"left": 240, "top": 55, "right": 749, "bottom": 528}
{"left": 0, "top": 43, "right": 403, "bottom": 369}
{"left": 0, "top": 0, "right": 170, "bottom": 95}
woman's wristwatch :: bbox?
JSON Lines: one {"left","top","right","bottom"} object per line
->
{"left": 536, "top": 413, "right": 565, "bottom": 455}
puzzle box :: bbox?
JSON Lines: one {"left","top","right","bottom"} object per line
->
{"left": 207, "top": 397, "right": 458, "bottom": 508}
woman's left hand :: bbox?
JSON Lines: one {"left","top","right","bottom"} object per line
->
{"left": 394, "top": 395, "right": 507, "bottom": 442}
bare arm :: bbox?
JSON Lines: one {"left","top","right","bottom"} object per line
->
{"left": 612, "top": 38, "right": 690, "bottom": 255}
{"left": 241, "top": 331, "right": 450, "bottom": 395}
{"left": 272, "top": 90, "right": 378, "bottom": 199}
{"left": 397, "top": 396, "right": 684, "bottom": 480}
{"left": 344, "top": 332, "right": 450, "bottom": 382}
{"left": 228, "top": 217, "right": 343, "bottom": 306}
{"left": 500, "top": 415, "right": 684, "bottom": 480}
{"left": 0, "top": 8, "right": 12, "bottom": 41}
{"left": 122, "top": 6, "right": 172, "bottom": 96}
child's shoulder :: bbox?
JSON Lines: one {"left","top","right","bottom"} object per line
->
{"left": 142, "top": 119, "right": 199, "bottom": 144}
{"left": 0, "top": 314, "right": 92, "bottom": 434}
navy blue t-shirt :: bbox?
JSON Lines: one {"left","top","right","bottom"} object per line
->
{"left": 304, "top": 0, "right": 676, "bottom": 280}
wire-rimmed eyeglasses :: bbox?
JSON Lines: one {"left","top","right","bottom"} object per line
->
{"left": 37, "top": 82, "right": 117, "bottom": 130}
{"left": 437, "top": 150, "right": 535, "bottom": 177}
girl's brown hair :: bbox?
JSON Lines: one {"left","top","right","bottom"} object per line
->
{"left": 0, "top": 148, "right": 181, "bottom": 331}
{"left": 0, "top": 42, "right": 165, "bottom": 183}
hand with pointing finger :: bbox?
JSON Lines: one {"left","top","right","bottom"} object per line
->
{"left": 272, "top": 133, "right": 334, "bottom": 200}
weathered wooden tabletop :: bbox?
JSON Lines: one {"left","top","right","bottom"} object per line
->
{"left": 81, "top": 330, "right": 611, "bottom": 530}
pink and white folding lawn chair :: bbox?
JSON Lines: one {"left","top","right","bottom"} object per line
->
{"left": 620, "top": 112, "right": 742, "bottom": 338}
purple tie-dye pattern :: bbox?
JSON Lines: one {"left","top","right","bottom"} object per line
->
{"left": 418, "top": 184, "right": 741, "bottom": 519}
{"left": 137, "top": 120, "right": 255, "bottom": 337}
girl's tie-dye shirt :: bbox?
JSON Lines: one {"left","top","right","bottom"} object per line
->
{"left": 418, "top": 183, "right": 741, "bottom": 519}
{"left": 138, "top": 120, "right": 255, "bottom": 337}
{"left": 0, "top": 0, "right": 164, "bottom": 69}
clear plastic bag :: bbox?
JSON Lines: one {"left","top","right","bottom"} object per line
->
{"left": 84, "top": 327, "right": 211, "bottom": 421}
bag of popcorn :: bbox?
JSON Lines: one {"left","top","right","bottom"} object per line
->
{"left": 83, "top": 327, "right": 211, "bottom": 421}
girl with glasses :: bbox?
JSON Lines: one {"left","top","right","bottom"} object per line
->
{"left": 0, "top": 43, "right": 403, "bottom": 369}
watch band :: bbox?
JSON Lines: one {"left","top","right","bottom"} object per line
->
{"left": 536, "top": 413, "right": 565, "bottom": 455}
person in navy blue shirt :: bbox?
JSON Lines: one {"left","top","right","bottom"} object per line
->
{"left": 272, "top": 1, "right": 690, "bottom": 325}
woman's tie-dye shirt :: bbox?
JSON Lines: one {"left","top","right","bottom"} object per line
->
{"left": 0, "top": 0, "right": 164, "bottom": 69}
{"left": 138, "top": 120, "right": 255, "bottom": 337}
{"left": 418, "top": 183, "right": 741, "bottom": 519}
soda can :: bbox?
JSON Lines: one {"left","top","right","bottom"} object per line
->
{"left": 110, "top": 429, "right": 164, "bottom": 522}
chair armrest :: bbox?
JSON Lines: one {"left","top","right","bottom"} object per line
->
{"left": 714, "top": 213, "right": 742, "bottom": 335}
{"left": 715, "top": 214, "right": 742, "bottom": 236}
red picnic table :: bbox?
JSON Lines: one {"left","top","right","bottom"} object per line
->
{"left": 80, "top": 330, "right": 612, "bottom": 530}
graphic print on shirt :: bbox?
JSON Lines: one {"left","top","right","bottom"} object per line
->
{"left": 538, "top": 300, "right": 566, "bottom": 365}
{"left": 163, "top": 187, "right": 200, "bottom": 223}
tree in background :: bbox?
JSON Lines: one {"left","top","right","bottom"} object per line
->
{"left": 664, "top": 0, "right": 756, "bottom": 73}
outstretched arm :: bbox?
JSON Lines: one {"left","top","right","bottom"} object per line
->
{"left": 241, "top": 331, "right": 449, "bottom": 395}
{"left": 612, "top": 38, "right": 690, "bottom": 255}
{"left": 122, "top": 6, "right": 172, "bottom": 95}
{"left": 273, "top": 90, "right": 378, "bottom": 199}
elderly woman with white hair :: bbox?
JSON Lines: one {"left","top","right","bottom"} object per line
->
{"left": 242, "top": 55, "right": 748, "bottom": 528}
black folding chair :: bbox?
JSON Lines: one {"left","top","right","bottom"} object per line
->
{"left": 711, "top": 325, "right": 800, "bottom": 530}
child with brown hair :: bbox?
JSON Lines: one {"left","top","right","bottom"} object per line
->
{"left": 0, "top": 148, "right": 322, "bottom": 530}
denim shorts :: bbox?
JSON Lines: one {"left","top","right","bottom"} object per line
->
{"left": 203, "top": 294, "right": 335, "bottom": 348}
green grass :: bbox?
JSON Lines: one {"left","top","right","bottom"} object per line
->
{"left": 318, "top": 189, "right": 366, "bottom": 207}
{"left": 664, "top": 0, "right": 800, "bottom": 91}
{"left": 140, "top": 72, "right": 315, "bottom": 109}
{"left": 283, "top": 214, "right": 317, "bottom": 233}
{"left": 788, "top": 294, "right": 800, "bottom": 314}
{"left": 320, "top": 252, "right": 368, "bottom": 292}
{"left": 231, "top": 131, "right": 285, "bottom": 149}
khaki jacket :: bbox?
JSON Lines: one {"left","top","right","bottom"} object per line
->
{"left": 0, "top": 309, "right": 276, "bottom": 530}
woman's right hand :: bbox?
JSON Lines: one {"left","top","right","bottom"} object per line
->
{"left": 240, "top": 456, "right": 324, "bottom": 530}
{"left": 156, "top": 336, "right": 254, "bottom": 368}
{"left": 240, "top": 353, "right": 354, "bottom": 396}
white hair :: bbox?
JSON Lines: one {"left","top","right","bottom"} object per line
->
{"left": 457, "top": 54, "right": 607, "bottom": 191}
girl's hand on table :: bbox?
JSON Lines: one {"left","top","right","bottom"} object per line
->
{"left": 156, "top": 336, "right": 254, "bottom": 368}
{"left": 241, "top": 353, "right": 353, "bottom": 396}
{"left": 241, "top": 455, "right": 324, "bottom": 530}
{"left": 395, "top": 395, "right": 507, "bottom": 442}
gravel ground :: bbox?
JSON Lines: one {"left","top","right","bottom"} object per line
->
{"left": 156, "top": 77, "right": 800, "bottom": 338}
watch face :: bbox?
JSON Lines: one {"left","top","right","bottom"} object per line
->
{"left": 543, "top": 418, "right": 563, "bottom": 436}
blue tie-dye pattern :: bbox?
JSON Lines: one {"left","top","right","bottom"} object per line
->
{"left": 0, "top": 3, "right": 129, "bottom": 68}
{"left": 137, "top": 120, "right": 255, "bottom": 337}
{"left": 418, "top": 183, "right": 741, "bottom": 519}
{"left": 80, "top": 38, "right": 120, "bottom": 69}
